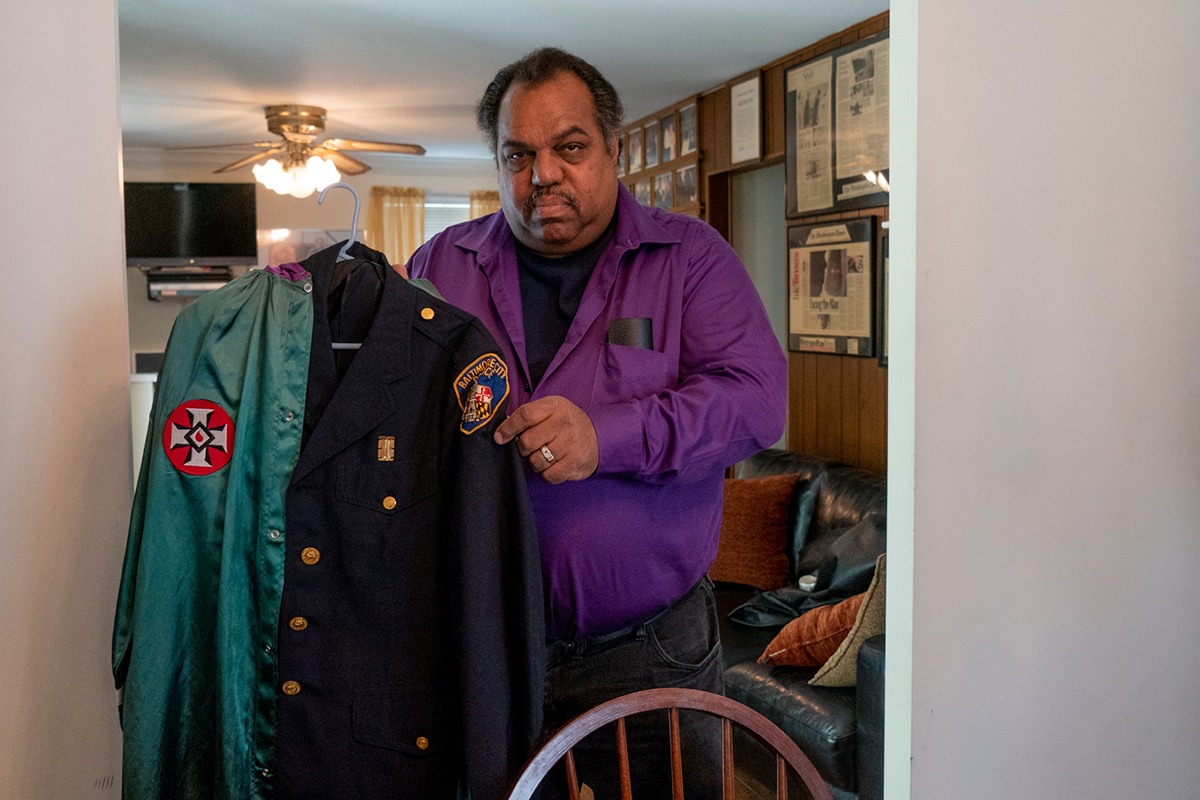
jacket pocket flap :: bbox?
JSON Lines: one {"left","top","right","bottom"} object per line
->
{"left": 351, "top": 690, "right": 456, "bottom": 754}
{"left": 337, "top": 459, "right": 437, "bottom": 514}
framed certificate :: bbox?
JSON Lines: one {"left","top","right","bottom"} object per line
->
{"left": 730, "top": 75, "right": 761, "bottom": 164}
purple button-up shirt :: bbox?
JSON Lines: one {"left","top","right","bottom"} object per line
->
{"left": 408, "top": 184, "right": 786, "bottom": 639}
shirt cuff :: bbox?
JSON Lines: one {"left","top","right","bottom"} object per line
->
{"left": 590, "top": 402, "right": 644, "bottom": 475}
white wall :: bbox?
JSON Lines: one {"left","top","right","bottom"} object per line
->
{"left": 903, "top": 0, "right": 1200, "bottom": 796}
{"left": 0, "top": 2, "right": 128, "bottom": 798}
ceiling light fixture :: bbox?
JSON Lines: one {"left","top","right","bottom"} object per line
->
{"left": 253, "top": 154, "right": 340, "bottom": 198}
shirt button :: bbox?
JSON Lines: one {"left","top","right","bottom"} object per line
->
{"left": 289, "top": 616, "right": 309, "bottom": 631}
{"left": 263, "top": 643, "right": 272, "bottom": 653}
{"left": 281, "top": 681, "right": 301, "bottom": 695}
{"left": 300, "top": 547, "right": 320, "bottom": 565}
{"left": 261, "top": 768, "right": 272, "bottom": 778}
{"left": 416, "top": 736, "right": 430, "bottom": 750}
{"left": 269, "top": 529, "right": 281, "bottom": 539}
{"left": 284, "top": 411, "right": 295, "bottom": 421}
{"left": 524, "top": 384, "right": 531, "bottom": 393}
{"left": 303, "top": 283, "right": 312, "bottom": 293}
{"left": 382, "top": 495, "right": 397, "bottom": 510}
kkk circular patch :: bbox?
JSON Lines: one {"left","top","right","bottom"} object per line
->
{"left": 454, "top": 354, "right": 509, "bottom": 435}
{"left": 163, "top": 399, "right": 235, "bottom": 475}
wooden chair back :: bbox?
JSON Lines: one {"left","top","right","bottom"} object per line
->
{"left": 504, "top": 687, "right": 833, "bottom": 800}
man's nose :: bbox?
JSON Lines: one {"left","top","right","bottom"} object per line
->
{"left": 531, "top": 152, "right": 563, "bottom": 185}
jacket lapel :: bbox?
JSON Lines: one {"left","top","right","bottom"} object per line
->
{"left": 292, "top": 244, "right": 413, "bottom": 484}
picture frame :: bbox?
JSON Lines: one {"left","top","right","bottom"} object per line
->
{"left": 877, "top": 233, "right": 888, "bottom": 367}
{"left": 616, "top": 134, "right": 626, "bottom": 178}
{"left": 654, "top": 172, "right": 673, "bottom": 208}
{"left": 675, "top": 164, "right": 697, "bottom": 207}
{"left": 634, "top": 179, "right": 652, "bottom": 206}
{"left": 784, "top": 30, "right": 890, "bottom": 217}
{"left": 730, "top": 74, "right": 761, "bottom": 164}
{"left": 644, "top": 120, "right": 659, "bottom": 169}
{"left": 628, "top": 128, "right": 644, "bottom": 173}
{"left": 660, "top": 112, "right": 676, "bottom": 163}
{"left": 679, "top": 103, "right": 697, "bottom": 156}
{"left": 787, "top": 216, "right": 875, "bottom": 356}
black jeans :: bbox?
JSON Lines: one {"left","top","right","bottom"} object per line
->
{"left": 541, "top": 577, "right": 725, "bottom": 800}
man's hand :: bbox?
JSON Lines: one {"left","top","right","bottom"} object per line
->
{"left": 494, "top": 396, "right": 598, "bottom": 483}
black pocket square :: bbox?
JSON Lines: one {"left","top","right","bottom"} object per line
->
{"left": 608, "top": 317, "right": 653, "bottom": 349}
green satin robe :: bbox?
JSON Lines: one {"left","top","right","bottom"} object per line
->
{"left": 113, "top": 269, "right": 313, "bottom": 800}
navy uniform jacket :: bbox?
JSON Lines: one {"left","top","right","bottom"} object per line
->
{"left": 275, "top": 242, "right": 544, "bottom": 800}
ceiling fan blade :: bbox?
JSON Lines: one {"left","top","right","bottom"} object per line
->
{"left": 213, "top": 146, "right": 286, "bottom": 173}
{"left": 323, "top": 138, "right": 426, "bottom": 156}
{"left": 311, "top": 147, "right": 371, "bottom": 176}
{"left": 167, "top": 141, "right": 278, "bottom": 151}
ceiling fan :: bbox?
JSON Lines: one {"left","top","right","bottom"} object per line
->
{"left": 192, "top": 105, "right": 426, "bottom": 197}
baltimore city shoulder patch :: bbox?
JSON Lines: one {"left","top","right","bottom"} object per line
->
{"left": 162, "top": 398, "right": 235, "bottom": 475}
{"left": 454, "top": 354, "right": 509, "bottom": 435}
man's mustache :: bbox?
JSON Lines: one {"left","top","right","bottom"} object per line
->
{"left": 524, "top": 188, "right": 578, "bottom": 216}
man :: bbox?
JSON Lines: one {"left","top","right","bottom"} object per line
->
{"left": 404, "top": 48, "right": 786, "bottom": 798}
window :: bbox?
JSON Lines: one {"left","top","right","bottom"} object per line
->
{"left": 424, "top": 197, "right": 471, "bottom": 242}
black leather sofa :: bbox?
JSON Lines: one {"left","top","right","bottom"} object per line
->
{"left": 714, "top": 449, "right": 886, "bottom": 800}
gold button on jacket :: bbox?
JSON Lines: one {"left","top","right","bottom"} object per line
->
{"left": 282, "top": 681, "right": 301, "bottom": 695}
{"left": 415, "top": 736, "right": 429, "bottom": 750}
{"left": 289, "top": 616, "right": 308, "bottom": 631}
{"left": 382, "top": 495, "right": 397, "bottom": 510}
{"left": 300, "top": 547, "right": 320, "bottom": 565}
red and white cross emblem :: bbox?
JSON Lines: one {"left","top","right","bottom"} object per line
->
{"left": 162, "top": 399, "right": 235, "bottom": 476}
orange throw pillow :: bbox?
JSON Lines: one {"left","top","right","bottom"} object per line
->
{"left": 709, "top": 474, "right": 797, "bottom": 590}
{"left": 758, "top": 593, "right": 865, "bottom": 667}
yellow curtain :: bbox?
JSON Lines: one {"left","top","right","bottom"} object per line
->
{"left": 366, "top": 186, "right": 425, "bottom": 267}
{"left": 469, "top": 190, "right": 502, "bottom": 219}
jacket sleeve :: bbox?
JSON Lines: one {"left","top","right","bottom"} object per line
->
{"left": 446, "top": 335, "right": 545, "bottom": 800}
{"left": 589, "top": 227, "right": 788, "bottom": 483}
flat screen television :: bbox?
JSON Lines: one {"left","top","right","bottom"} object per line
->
{"left": 125, "top": 182, "right": 258, "bottom": 267}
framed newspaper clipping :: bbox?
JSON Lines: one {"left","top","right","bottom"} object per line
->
{"left": 787, "top": 217, "right": 876, "bottom": 356}
{"left": 785, "top": 30, "right": 889, "bottom": 217}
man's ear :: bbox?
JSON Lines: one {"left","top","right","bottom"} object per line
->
{"left": 608, "top": 133, "right": 622, "bottom": 161}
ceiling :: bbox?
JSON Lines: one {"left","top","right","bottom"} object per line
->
{"left": 119, "top": 0, "right": 889, "bottom": 170}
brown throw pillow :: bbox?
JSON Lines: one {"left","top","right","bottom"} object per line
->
{"left": 757, "top": 593, "right": 865, "bottom": 667}
{"left": 810, "top": 552, "right": 886, "bottom": 687}
{"left": 709, "top": 474, "right": 797, "bottom": 590}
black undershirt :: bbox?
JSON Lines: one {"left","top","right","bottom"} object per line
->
{"left": 516, "top": 215, "right": 617, "bottom": 388}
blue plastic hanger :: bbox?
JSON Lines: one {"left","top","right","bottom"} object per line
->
{"left": 317, "top": 181, "right": 364, "bottom": 349}
{"left": 317, "top": 181, "right": 360, "bottom": 263}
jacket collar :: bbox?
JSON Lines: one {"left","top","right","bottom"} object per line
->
{"left": 292, "top": 241, "right": 413, "bottom": 483}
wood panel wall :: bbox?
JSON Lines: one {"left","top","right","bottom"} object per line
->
{"left": 699, "top": 11, "right": 890, "bottom": 473}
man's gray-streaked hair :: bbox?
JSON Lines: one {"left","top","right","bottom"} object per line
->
{"left": 476, "top": 47, "right": 624, "bottom": 156}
